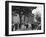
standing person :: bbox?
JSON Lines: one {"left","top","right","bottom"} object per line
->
{"left": 24, "top": 16, "right": 29, "bottom": 29}
{"left": 12, "top": 11, "right": 20, "bottom": 31}
{"left": 19, "top": 12, "right": 24, "bottom": 29}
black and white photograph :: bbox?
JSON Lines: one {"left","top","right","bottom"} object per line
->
{"left": 5, "top": 1, "right": 45, "bottom": 36}
{"left": 12, "top": 6, "right": 40, "bottom": 31}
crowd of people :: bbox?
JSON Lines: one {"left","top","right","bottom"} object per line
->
{"left": 12, "top": 6, "right": 41, "bottom": 31}
{"left": 12, "top": 11, "right": 41, "bottom": 31}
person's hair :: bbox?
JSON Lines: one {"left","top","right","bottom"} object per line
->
{"left": 12, "top": 11, "right": 19, "bottom": 16}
